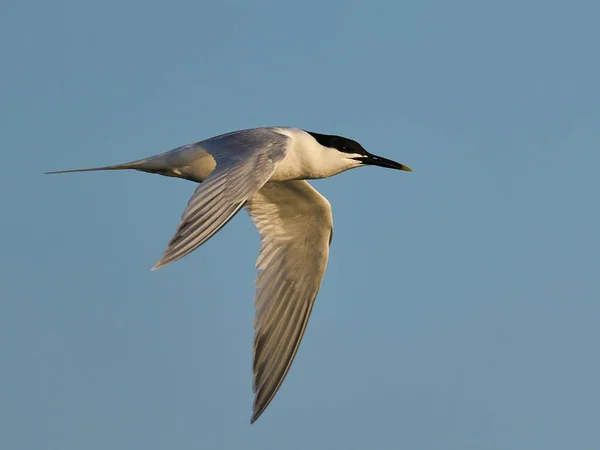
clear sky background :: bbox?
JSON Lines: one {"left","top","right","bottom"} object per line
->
{"left": 2, "top": 0, "right": 599, "bottom": 449}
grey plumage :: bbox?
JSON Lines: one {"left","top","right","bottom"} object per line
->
{"left": 152, "top": 129, "right": 290, "bottom": 269}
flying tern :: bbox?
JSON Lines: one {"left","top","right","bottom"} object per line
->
{"left": 46, "top": 126, "right": 412, "bottom": 423}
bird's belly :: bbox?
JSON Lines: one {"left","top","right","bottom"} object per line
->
{"left": 270, "top": 165, "right": 302, "bottom": 181}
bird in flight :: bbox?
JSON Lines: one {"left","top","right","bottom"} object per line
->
{"left": 46, "top": 126, "right": 412, "bottom": 423}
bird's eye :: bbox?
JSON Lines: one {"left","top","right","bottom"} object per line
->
{"left": 341, "top": 145, "right": 348, "bottom": 152}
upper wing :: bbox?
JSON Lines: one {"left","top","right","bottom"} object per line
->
{"left": 244, "top": 180, "right": 334, "bottom": 423}
{"left": 153, "top": 128, "right": 290, "bottom": 269}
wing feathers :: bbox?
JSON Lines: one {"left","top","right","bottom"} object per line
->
{"left": 153, "top": 129, "right": 290, "bottom": 270}
{"left": 245, "top": 180, "right": 333, "bottom": 423}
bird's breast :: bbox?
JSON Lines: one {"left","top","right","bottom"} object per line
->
{"left": 270, "top": 150, "right": 306, "bottom": 181}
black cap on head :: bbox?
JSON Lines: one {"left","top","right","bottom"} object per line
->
{"left": 305, "top": 131, "right": 368, "bottom": 156}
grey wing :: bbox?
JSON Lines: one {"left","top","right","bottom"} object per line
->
{"left": 153, "top": 128, "right": 290, "bottom": 269}
{"left": 244, "top": 180, "right": 334, "bottom": 423}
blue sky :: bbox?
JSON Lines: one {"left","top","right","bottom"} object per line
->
{"left": 2, "top": 0, "right": 599, "bottom": 448}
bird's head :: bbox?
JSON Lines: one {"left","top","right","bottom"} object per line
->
{"left": 305, "top": 131, "right": 412, "bottom": 174}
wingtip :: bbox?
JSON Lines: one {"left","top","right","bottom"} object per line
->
{"left": 151, "top": 257, "right": 167, "bottom": 271}
{"left": 152, "top": 254, "right": 176, "bottom": 270}
{"left": 250, "top": 403, "right": 268, "bottom": 424}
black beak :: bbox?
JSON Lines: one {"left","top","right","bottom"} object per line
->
{"left": 359, "top": 153, "right": 413, "bottom": 172}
